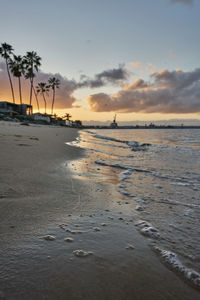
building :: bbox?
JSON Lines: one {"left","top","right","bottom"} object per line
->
{"left": 31, "top": 113, "right": 51, "bottom": 123}
{"left": 0, "top": 101, "right": 32, "bottom": 116}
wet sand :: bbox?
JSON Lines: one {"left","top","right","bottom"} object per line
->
{"left": 0, "top": 122, "right": 199, "bottom": 300}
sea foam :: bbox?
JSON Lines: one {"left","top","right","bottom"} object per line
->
{"left": 153, "top": 246, "right": 200, "bottom": 288}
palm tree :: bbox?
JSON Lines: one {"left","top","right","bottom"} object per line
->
{"left": 0, "top": 43, "right": 15, "bottom": 103}
{"left": 36, "top": 82, "right": 49, "bottom": 114}
{"left": 63, "top": 113, "right": 72, "bottom": 121}
{"left": 9, "top": 55, "right": 25, "bottom": 106}
{"left": 48, "top": 77, "right": 60, "bottom": 115}
{"left": 62, "top": 113, "right": 72, "bottom": 126}
{"left": 24, "top": 51, "right": 41, "bottom": 108}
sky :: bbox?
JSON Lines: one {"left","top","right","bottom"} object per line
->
{"left": 0, "top": 0, "right": 200, "bottom": 124}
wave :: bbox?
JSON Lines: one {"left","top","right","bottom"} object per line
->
{"left": 92, "top": 133, "right": 151, "bottom": 151}
{"left": 135, "top": 220, "right": 160, "bottom": 239}
{"left": 95, "top": 160, "right": 151, "bottom": 173}
{"left": 153, "top": 246, "right": 200, "bottom": 288}
{"left": 158, "top": 199, "right": 200, "bottom": 209}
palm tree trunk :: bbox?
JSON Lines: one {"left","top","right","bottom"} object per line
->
{"left": 33, "top": 87, "right": 40, "bottom": 112}
{"left": 18, "top": 77, "right": 22, "bottom": 105}
{"left": 42, "top": 93, "right": 47, "bottom": 114}
{"left": 6, "top": 58, "right": 15, "bottom": 104}
{"left": 51, "top": 89, "right": 55, "bottom": 115}
{"left": 29, "top": 77, "right": 33, "bottom": 108}
{"left": 29, "top": 62, "right": 34, "bottom": 111}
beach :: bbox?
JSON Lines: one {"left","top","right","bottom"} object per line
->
{"left": 0, "top": 121, "right": 199, "bottom": 300}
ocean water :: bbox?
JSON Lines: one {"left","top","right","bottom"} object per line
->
{"left": 68, "top": 129, "right": 200, "bottom": 288}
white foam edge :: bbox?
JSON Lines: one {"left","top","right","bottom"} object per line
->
{"left": 153, "top": 246, "right": 200, "bottom": 288}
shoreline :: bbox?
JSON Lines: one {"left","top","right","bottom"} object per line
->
{"left": 83, "top": 125, "right": 200, "bottom": 129}
{"left": 0, "top": 122, "right": 84, "bottom": 240}
{"left": 0, "top": 122, "right": 199, "bottom": 299}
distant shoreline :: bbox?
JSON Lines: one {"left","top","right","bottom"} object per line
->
{"left": 83, "top": 125, "right": 200, "bottom": 129}
{"left": 1, "top": 118, "right": 200, "bottom": 130}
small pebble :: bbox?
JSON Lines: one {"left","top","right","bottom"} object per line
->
{"left": 71, "top": 230, "right": 82, "bottom": 234}
{"left": 73, "top": 250, "right": 93, "bottom": 257}
{"left": 136, "top": 205, "right": 145, "bottom": 211}
{"left": 126, "top": 244, "right": 135, "bottom": 250}
{"left": 64, "top": 237, "right": 74, "bottom": 242}
{"left": 59, "top": 224, "right": 66, "bottom": 230}
{"left": 43, "top": 235, "right": 56, "bottom": 241}
{"left": 93, "top": 227, "right": 101, "bottom": 231}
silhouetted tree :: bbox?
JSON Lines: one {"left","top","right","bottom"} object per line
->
{"left": 24, "top": 51, "right": 41, "bottom": 108}
{"left": 63, "top": 113, "right": 72, "bottom": 121}
{"left": 36, "top": 82, "right": 49, "bottom": 114}
{"left": 48, "top": 77, "right": 60, "bottom": 115}
{"left": 9, "top": 55, "right": 25, "bottom": 106}
{"left": 74, "top": 120, "right": 82, "bottom": 127}
{"left": 0, "top": 43, "right": 15, "bottom": 103}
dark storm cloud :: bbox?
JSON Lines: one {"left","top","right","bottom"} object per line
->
{"left": 87, "top": 68, "right": 200, "bottom": 114}
{"left": 77, "top": 65, "right": 130, "bottom": 88}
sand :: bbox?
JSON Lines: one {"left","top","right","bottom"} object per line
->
{"left": 0, "top": 121, "right": 199, "bottom": 300}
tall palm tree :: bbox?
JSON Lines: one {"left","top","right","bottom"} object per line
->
{"left": 0, "top": 43, "right": 15, "bottom": 103}
{"left": 24, "top": 51, "right": 41, "bottom": 109}
{"left": 36, "top": 82, "right": 49, "bottom": 114}
{"left": 9, "top": 55, "right": 25, "bottom": 106}
{"left": 48, "top": 77, "right": 60, "bottom": 115}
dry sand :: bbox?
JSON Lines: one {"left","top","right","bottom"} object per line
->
{"left": 0, "top": 121, "right": 199, "bottom": 300}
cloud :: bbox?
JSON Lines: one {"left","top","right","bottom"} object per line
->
{"left": 129, "top": 61, "right": 157, "bottom": 74}
{"left": 87, "top": 68, "right": 200, "bottom": 114}
{"left": 124, "top": 78, "right": 149, "bottom": 90}
{"left": 77, "top": 65, "right": 129, "bottom": 88}
{"left": 129, "top": 61, "right": 141, "bottom": 68}
{"left": 0, "top": 61, "right": 131, "bottom": 111}
{"left": 169, "top": 0, "right": 193, "bottom": 6}
{"left": 0, "top": 61, "right": 77, "bottom": 109}
{"left": 36, "top": 71, "right": 77, "bottom": 109}
{"left": 151, "top": 68, "right": 200, "bottom": 89}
